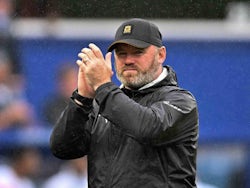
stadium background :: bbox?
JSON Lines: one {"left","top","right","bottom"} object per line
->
{"left": 0, "top": 1, "right": 249, "bottom": 188}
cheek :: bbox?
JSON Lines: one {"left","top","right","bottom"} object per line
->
{"left": 114, "top": 60, "right": 123, "bottom": 71}
{"left": 137, "top": 56, "right": 153, "bottom": 70}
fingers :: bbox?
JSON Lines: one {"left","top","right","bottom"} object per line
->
{"left": 76, "top": 59, "right": 84, "bottom": 66}
{"left": 78, "top": 52, "right": 90, "bottom": 64}
{"left": 105, "top": 52, "right": 112, "bottom": 70}
{"left": 88, "top": 43, "right": 104, "bottom": 59}
{"left": 77, "top": 43, "right": 112, "bottom": 69}
{"left": 81, "top": 47, "right": 94, "bottom": 61}
{"left": 76, "top": 59, "right": 86, "bottom": 71}
{"left": 80, "top": 43, "right": 103, "bottom": 62}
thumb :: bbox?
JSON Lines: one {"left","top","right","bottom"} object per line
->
{"left": 105, "top": 52, "right": 113, "bottom": 70}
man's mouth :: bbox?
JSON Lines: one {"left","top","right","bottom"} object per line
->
{"left": 122, "top": 69, "right": 138, "bottom": 75}
{"left": 122, "top": 66, "right": 138, "bottom": 72}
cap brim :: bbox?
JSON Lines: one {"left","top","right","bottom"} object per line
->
{"left": 107, "top": 39, "right": 151, "bottom": 52}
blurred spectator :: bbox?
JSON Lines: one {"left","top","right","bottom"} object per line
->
{"left": 0, "top": 0, "right": 36, "bottom": 130}
{"left": 42, "top": 157, "right": 88, "bottom": 188}
{"left": 0, "top": 146, "right": 41, "bottom": 188}
{"left": 42, "top": 63, "right": 78, "bottom": 126}
{"left": 0, "top": 0, "right": 22, "bottom": 75}
{"left": 0, "top": 0, "right": 13, "bottom": 32}
{"left": 0, "top": 50, "right": 35, "bottom": 130}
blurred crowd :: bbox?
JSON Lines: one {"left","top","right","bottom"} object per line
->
{"left": 0, "top": 0, "right": 243, "bottom": 188}
{"left": 0, "top": 146, "right": 88, "bottom": 188}
{"left": 0, "top": 0, "right": 34, "bottom": 131}
{"left": 0, "top": 1, "right": 88, "bottom": 187}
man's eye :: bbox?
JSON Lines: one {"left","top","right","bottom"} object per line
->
{"left": 134, "top": 50, "right": 144, "bottom": 55}
{"left": 117, "top": 52, "right": 127, "bottom": 56}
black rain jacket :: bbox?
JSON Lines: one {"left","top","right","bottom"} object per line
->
{"left": 50, "top": 66, "right": 199, "bottom": 188}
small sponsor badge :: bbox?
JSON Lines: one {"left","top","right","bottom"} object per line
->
{"left": 123, "top": 25, "right": 132, "bottom": 34}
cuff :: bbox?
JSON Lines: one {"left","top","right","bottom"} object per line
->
{"left": 71, "top": 89, "right": 93, "bottom": 108}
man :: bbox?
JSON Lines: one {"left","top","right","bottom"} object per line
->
{"left": 50, "top": 18, "right": 199, "bottom": 188}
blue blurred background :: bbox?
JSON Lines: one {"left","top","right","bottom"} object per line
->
{"left": 0, "top": 1, "right": 249, "bottom": 188}
{"left": 18, "top": 38, "right": 250, "bottom": 143}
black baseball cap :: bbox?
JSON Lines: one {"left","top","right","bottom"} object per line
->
{"left": 108, "top": 18, "right": 163, "bottom": 52}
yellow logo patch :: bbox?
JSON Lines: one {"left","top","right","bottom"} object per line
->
{"left": 123, "top": 25, "right": 132, "bottom": 34}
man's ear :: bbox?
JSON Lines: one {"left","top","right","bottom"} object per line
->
{"left": 158, "top": 46, "right": 167, "bottom": 64}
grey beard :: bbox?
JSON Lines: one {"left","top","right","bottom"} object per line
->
{"left": 116, "top": 61, "right": 159, "bottom": 90}
{"left": 116, "top": 70, "right": 155, "bottom": 90}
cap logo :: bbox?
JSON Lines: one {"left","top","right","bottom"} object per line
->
{"left": 123, "top": 25, "right": 132, "bottom": 34}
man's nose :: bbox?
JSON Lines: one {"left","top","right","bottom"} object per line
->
{"left": 124, "top": 54, "right": 136, "bottom": 64}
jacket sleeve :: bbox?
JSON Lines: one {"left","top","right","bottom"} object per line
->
{"left": 49, "top": 98, "right": 93, "bottom": 159}
{"left": 95, "top": 82, "right": 198, "bottom": 145}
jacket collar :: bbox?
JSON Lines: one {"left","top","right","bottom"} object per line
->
{"left": 138, "top": 67, "right": 168, "bottom": 90}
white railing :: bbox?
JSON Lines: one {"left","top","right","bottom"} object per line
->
{"left": 11, "top": 18, "right": 250, "bottom": 40}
